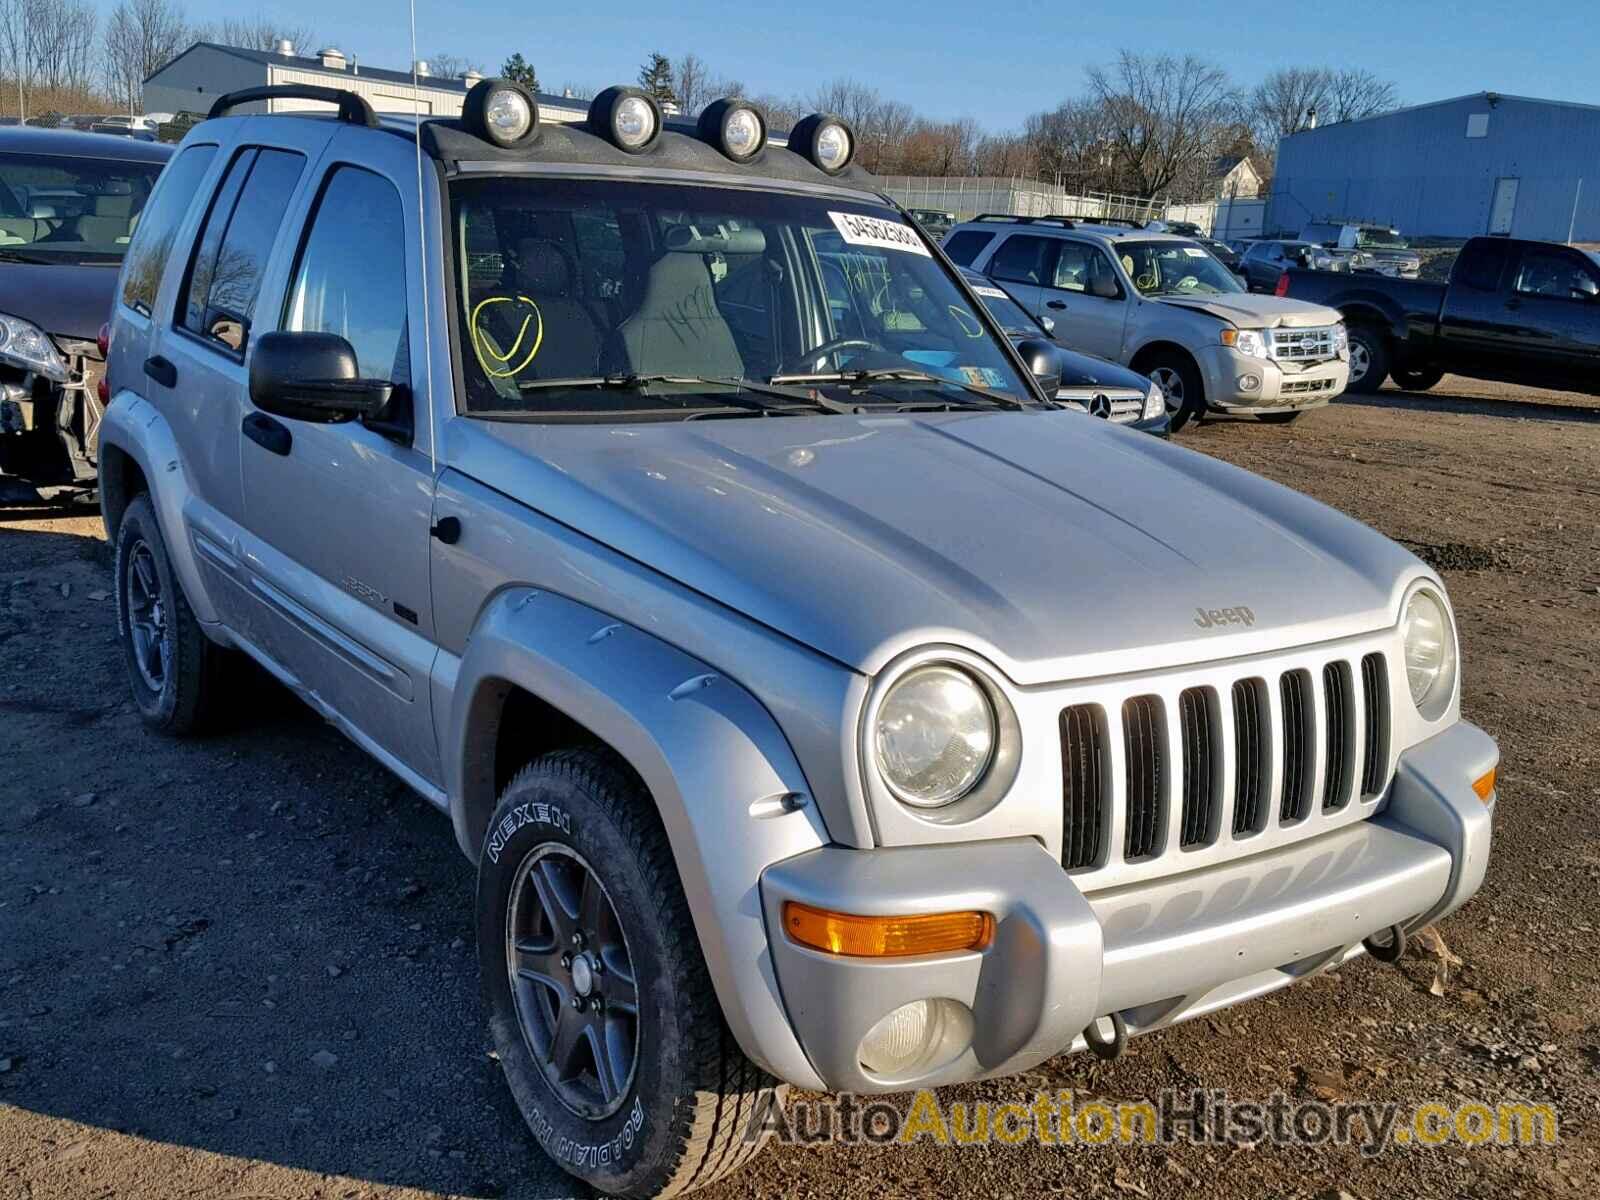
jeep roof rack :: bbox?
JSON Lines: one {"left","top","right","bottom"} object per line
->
{"left": 972, "top": 213, "right": 1076, "bottom": 228}
{"left": 207, "top": 85, "right": 379, "bottom": 127}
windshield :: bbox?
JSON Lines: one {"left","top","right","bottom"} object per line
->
{"left": 965, "top": 279, "right": 1040, "bottom": 337}
{"left": 1356, "top": 227, "right": 1409, "bottom": 250}
{"left": 450, "top": 177, "right": 1033, "bottom": 418}
{"left": 1117, "top": 240, "right": 1245, "bottom": 297}
{"left": 0, "top": 151, "right": 164, "bottom": 262}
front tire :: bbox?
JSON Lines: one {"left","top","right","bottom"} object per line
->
{"left": 1345, "top": 325, "right": 1390, "bottom": 393}
{"left": 114, "top": 494, "right": 232, "bottom": 734}
{"left": 1145, "top": 352, "right": 1204, "bottom": 433}
{"left": 1392, "top": 365, "right": 1444, "bottom": 392}
{"left": 478, "top": 749, "right": 784, "bottom": 1198}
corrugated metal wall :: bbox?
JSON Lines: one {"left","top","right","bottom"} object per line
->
{"left": 1269, "top": 94, "right": 1600, "bottom": 242}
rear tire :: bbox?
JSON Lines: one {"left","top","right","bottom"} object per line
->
{"left": 1392, "top": 365, "right": 1444, "bottom": 392}
{"left": 1345, "top": 325, "right": 1389, "bottom": 393}
{"left": 478, "top": 749, "right": 784, "bottom": 1198}
{"left": 1144, "top": 351, "right": 1204, "bottom": 433}
{"left": 114, "top": 494, "right": 233, "bottom": 734}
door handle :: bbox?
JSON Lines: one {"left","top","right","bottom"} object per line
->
{"left": 1046, "top": 299, "right": 1068, "bottom": 310}
{"left": 242, "top": 412, "right": 292, "bottom": 457}
{"left": 1504, "top": 298, "right": 1521, "bottom": 311}
{"left": 143, "top": 355, "right": 177, "bottom": 388}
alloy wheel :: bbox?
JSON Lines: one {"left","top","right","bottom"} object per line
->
{"left": 505, "top": 844, "right": 640, "bottom": 1120}
{"left": 124, "top": 540, "right": 169, "bottom": 693}
{"left": 1150, "top": 366, "right": 1185, "bottom": 414}
{"left": 1348, "top": 341, "right": 1370, "bottom": 386}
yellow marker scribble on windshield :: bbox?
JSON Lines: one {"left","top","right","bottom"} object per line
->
{"left": 948, "top": 305, "right": 984, "bottom": 338}
{"left": 470, "top": 295, "right": 544, "bottom": 379}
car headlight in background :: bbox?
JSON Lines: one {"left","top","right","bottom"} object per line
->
{"left": 1221, "top": 328, "right": 1267, "bottom": 358}
{"left": 0, "top": 312, "right": 68, "bottom": 381}
{"left": 1142, "top": 380, "right": 1165, "bottom": 420}
{"left": 1333, "top": 324, "right": 1349, "bottom": 357}
{"left": 1402, "top": 587, "right": 1458, "bottom": 716}
{"left": 874, "top": 664, "right": 996, "bottom": 807}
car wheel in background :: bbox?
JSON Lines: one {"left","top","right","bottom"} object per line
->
{"left": 1392, "top": 365, "right": 1445, "bottom": 392}
{"left": 1345, "top": 326, "right": 1389, "bottom": 393}
{"left": 479, "top": 748, "right": 785, "bottom": 1197}
{"left": 114, "top": 493, "right": 233, "bottom": 734}
{"left": 1145, "top": 353, "right": 1204, "bottom": 433}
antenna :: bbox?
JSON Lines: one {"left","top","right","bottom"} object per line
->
{"left": 409, "top": 0, "right": 437, "bottom": 478}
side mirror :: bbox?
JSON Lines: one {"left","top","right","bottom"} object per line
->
{"left": 249, "top": 331, "right": 393, "bottom": 423}
{"left": 1015, "top": 337, "right": 1061, "bottom": 396}
{"left": 1087, "top": 274, "right": 1121, "bottom": 300}
{"left": 1040, "top": 315, "right": 1056, "bottom": 335}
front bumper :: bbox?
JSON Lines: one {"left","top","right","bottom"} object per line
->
{"left": 760, "top": 720, "right": 1495, "bottom": 1093}
{"left": 1197, "top": 345, "right": 1349, "bottom": 411}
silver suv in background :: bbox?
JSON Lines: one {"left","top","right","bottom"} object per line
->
{"left": 1238, "top": 240, "right": 1346, "bottom": 293}
{"left": 1300, "top": 222, "right": 1423, "bottom": 279}
{"left": 944, "top": 215, "right": 1351, "bottom": 430}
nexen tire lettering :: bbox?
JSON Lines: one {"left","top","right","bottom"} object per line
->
{"left": 485, "top": 801, "right": 571, "bottom": 864}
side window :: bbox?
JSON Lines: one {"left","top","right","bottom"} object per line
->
{"left": 284, "top": 167, "right": 409, "bottom": 383}
{"left": 988, "top": 235, "right": 1053, "bottom": 286}
{"left": 179, "top": 147, "right": 305, "bottom": 354}
{"left": 1454, "top": 241, "right": 1508, "bottom": 292}
{"left": 120, "top": 144, "right": 217, "bottom": 316}
{"left": 1051, "top": 243, "right": 1090, "bottom": 292}
{"left": 941, "top": 229, "right": 996, "bottom": 268}
{"left": 1513, "top": 250, "right": 1599, "bottom": 301}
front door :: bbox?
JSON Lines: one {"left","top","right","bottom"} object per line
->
{"left": 1494, "top": 244, "right": 1600, "bottom": 391}
{"left": 1037, "top": 239, "right": 1129, "bottom": 360}
{"left": 236, "top": 144, "right": 442, "bottom": 787}
{"left": 982, "top": 233, "right": 1056, "bottom": 317}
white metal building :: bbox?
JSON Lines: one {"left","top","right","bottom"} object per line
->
{"left": 144, "top": 41, "right": 590, "bottom": 124}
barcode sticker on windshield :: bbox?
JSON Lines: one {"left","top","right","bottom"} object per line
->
{"left": 829, "top": 212, "right": 932, "bottom": 256}
{"left": 973, "top": 285, "right": 1009, "bottom": 299}
{"left": 1183, "top": 247, "right": 1208, "bottom": 257}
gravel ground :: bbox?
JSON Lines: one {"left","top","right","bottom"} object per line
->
{"left": 3, "top": 376, "right": 1598, "bottom": 1200}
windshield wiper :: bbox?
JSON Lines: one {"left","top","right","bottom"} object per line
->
{"left": 515, "top": 373, "right": 859, "bottom": 416}
{"left": 767, "top": 367, "right": 1031, "bottom": 411}
{"left": 0, "top": 248, "right": 55, "bottom": 265}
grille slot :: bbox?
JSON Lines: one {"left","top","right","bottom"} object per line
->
{"left": 1231, "top": 678, "right": 1268, "bottom": 835}
{"left": 1270, "top": 326, "right": 1337, "bottom": 362}
{"left": 1178, "top": 688, "right": 1217, "bottom": 848}
{"left": 1322, "top": 662, "right": 1354, "bottom": 811}
{"left": 1279, "top": 670, "right": 1313, "bottom": 822}
{"left": 1360, "top": 653, "right": 1390, "bottom": 798}
{"left": 1122, "top": 695, "right": 1164, "bottom": 861}
{"left": 1060, "top": 704, "right": 1108, "bottom": 870}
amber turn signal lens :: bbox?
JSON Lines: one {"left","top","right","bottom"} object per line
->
{"left": 1472, "top": 767, "right": 1496, "bottom": 801}
{"left": 782, "top": 902, "right": 994, "bottom": 958}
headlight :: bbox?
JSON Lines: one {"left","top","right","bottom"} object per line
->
{"left": 874, "top": 665, "right": 996, "bottom": 807}
{"left": 1221, "top": 328, "right": 1267, "bottom": 358}
{"left": 1333, "top": 324, "right": 1349, "bottom": 355}
{"left": 1402, "top": 587, "right": 1457, "bottom": 716}
{"left": 1142, "top": 380, "right": 1165, "bottom": 419}
{"left": 0, "top": 312, "right": 68, "bottom": 381}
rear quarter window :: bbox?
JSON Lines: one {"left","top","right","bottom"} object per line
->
{"left": 120, "top": 144, "right": 217, "bottom": 316}
{"left": 941, "top": 229, "right": 996, "bottom": 268}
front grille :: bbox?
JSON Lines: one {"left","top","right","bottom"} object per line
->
{"left": 1270, "top": 326, "right": 1338, "bottom": 362}
{"left": 1056, "top": 390, "right": 1146, "bottom": 424}
{"left": 1060, "top": 705, "right": 1107, "bottom": 870}
{"left": 1280, "top": 377, "right": 1336, "bottom": 395}
{"left": 1059, "top": 649, "right": 1397, "bottom": 883}
{"left": 1121, "top": 696, "right": 1164, "bottom": 861}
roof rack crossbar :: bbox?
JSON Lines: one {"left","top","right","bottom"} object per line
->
{"left": 972, "top": 212, "right": 1076, "bottom": 228}
{"left": 207, "top": 85, "right": 379, "bottom": 127}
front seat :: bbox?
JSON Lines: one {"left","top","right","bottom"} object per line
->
{"left": 75, "top": 187, "right": 136, "bottom": 244}
{"left": 614, "top": 251, "right": 743, "bottom": 378}
{"left": 486, "top": 237, "right": 605, "bottom": 380}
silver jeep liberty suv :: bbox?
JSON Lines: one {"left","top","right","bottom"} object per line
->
{"left": 100, "top": 77, "right": 1497, "bottom": 1198}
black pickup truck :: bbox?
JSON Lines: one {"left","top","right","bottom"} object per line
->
{"left": 1277, "top": 235, "right": 1600, "bottom": 394}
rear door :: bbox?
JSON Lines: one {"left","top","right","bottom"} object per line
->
{"left": 1036, "top": 238, "right": 1129, "bottom": 360}
{"left": 234, "top": 129, "right": 442, "bottom": 788}
{"left": 981, "top": 233, "right": 1056, "bottom": 316}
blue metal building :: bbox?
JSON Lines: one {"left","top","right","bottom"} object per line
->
{"left": 1268, "top": 92, "right": 1600, "bottom": 243}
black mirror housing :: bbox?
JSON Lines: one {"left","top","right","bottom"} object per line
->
{"left": 249, "top": 331, "right": 393, "bottom": 423}
{"left": 1015, "top": 337, "right": 1062, "bottom": 396}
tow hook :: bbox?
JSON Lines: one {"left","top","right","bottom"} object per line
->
{"left": 1083, "top": 1011, "right": 1128, "bottom": 1062}
{"left": 1363, "top": 923, "right": 1408, "bottom": 964}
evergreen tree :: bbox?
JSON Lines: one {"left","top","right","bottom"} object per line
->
{"left": 501, "top": 53, "right": 540, "bottom": 93}
{"left": 637, "top": 52, "right": 676, "bottom": 106}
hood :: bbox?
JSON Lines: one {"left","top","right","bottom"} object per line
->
{"left": 0, "top": 260, "right": 118, "bottom": 341}
{"left": 1156, "top": 292, "right": 1342, "bottom": 329}
{"left": 1046, "top": 342, "right": 1149, "bottom": 392}
{"left": 449, "top": 411, "right": 1417, "bottom": 682}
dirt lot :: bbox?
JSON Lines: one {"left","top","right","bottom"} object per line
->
{"left": 3, "top": 377, "right": 1598, "bottom": 1200}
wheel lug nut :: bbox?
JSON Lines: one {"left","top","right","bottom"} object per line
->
{"left": 571, "top": 996, "right": 586, "bottom": 1012}
{"left": 570, "top": 933, "right": 584, "bottom": 948}
{"left": 560, "top": 954, "right": 572, "bottom": 970}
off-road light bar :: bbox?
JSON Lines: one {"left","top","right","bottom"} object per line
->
{"left": 463, "top": 78, "right": 539, "bottom": 148}
{"left": 789, "top": 113, "right": 855, "bottom": 174}
{"left": 698, "top": 98, "right": 766, "bottom": 163}
{"left": 782, "top": 901, "right": 994, "bottom": 957}
{"left": 588, "top": 86, "right": 662, "bottom": 154}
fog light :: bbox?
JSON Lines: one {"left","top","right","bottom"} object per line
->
{"left": 699, "top": 98, "right": 766, "bottom": 163}
{"left": 588, "top": 86, "right": 662, "bottom": 154}
{"left": 1238, "top": 373, "right": 1261, "bottom": 391}
{"left": 858, "top": 998, "right": 974, "bottom": 1079}
{"left": 463, "top": 78, "right": 539, "bottom": 148}
{"left": 789, "top": 113, "right": 855, "bottom": 175}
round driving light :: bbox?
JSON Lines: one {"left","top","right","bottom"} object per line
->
{"left": 858, "top": 998, "right": 974, "bottom": 1079}
{"left": 463, "top": 78, "right": 539, "bottom": 148}
{"left": 789, "top": 113, "right": 856, "bottom": 175}
{"left": 588, "top": 86, "right": 662, "bottom": 154}
{"left": 1402, "top": 587, "right": 1456, "bottom": 713}
{"left": 698, "top": 98, "right": 766, "bottom": 162}
{"left": 1238, "top": 373, "right": 1261, "bottom": 391}
{"left": 724, "top": 107, "right": 762, "bottom": 156}
{"left": 874, "top": 665, "right": 997, "bottom": 808}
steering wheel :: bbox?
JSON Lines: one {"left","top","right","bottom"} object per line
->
{"left": 1175, "top": 275, "right": 1202, "bottom": 292}
{"left": 776, "top": 337, "right": 878, "bottom": 376}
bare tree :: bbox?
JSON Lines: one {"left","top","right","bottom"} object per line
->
{"left": 1024, "top": 97, "right": 1118, "bottom": 189}
{"left": 103, "top": 0, "right": 191, "bottom": 111}
{"left": 1326, "top": 68, "right": 1398, "bottom": 123}
{"left": 1247, "top": 67, "right": 1331, "bottom": 144}
{"left": 1087, "top": 50, "right": 1234, "bottom": 197}
{"left": 0, "top": 0, "right": 102, "bottom": 112}
{"left": 195, "top": 15, "right": 316, "bottom": 52}
{"left": 427, "top": 52, "right": 483, "bottom": 79}
{"left": 673, "top": 53, "right": 709, "bottom": 116}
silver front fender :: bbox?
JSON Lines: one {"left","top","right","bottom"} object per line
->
{"left": 444, "top": 587, "right": 832, "bottom": 1089}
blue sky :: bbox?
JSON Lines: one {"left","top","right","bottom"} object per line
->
{"left": 103, "top": 0, "right": 1599, "bottom": 131}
